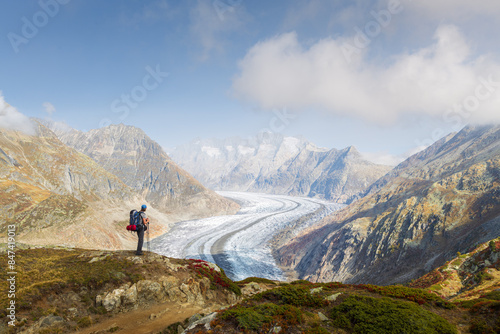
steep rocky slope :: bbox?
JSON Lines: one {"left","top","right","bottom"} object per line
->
{"left": 409, "top": 237, "right": 500, "bottom": 302}
{"left": 277, "top": 125, "right": 500, "bottom": 285}
{"left": 170, "top": 133, "right": 391, "bottom": 204}
{"left": 45, "top": 122, "right": 238, "bottom": 219}
{"left": 0, "top": 124, "right": 143, "bottom": 248}
{"left": 0, "top": 123, "right": 133, "bottom": 202}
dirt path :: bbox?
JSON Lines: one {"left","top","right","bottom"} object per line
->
{"left": 75, "top": 302, "right": 204, "bottom": 334}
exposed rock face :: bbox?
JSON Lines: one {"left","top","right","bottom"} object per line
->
{"left": 0, "top": 123, "right": 133, "bottom": 202}
{"left": 169, "top": 133, "right": 391, "bottom": 204}
{"left": 95, "top": 275, "right": 236, "bottom": 314}
{"left": 277, "top": 125, "right": 500, "bottom": 285}
{"left": 45, "top": 122, "right": 239, "bottom": 218}
{"left": 409, "top": 237, "right": 500, "bottom": 300}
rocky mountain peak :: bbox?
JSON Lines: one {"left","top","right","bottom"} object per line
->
{"left": 170, "top": 134, "right": 391, "bottom": 204}
{"left": 40, "top": 121, "right": 239, "bottom": 218}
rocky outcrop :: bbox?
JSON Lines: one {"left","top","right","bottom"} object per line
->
{"left": 9, "top": 249, "right": 242, "bottom": 334}
{"left": 409, "top": 237, "right": 500, "bottom": 300}
{"left": 95, "top": 276, "right": 238, "bottom": 314}
{"left": 169, "top": 133, "right": 391, "bottom": 204}
{"left": 277, "top": 125, "right": 500, "bottom": 285}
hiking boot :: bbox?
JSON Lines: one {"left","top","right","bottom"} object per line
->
{"left": 135, "top": 252, "right": 143, "bottom": 256}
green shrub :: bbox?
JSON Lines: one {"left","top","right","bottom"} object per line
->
{"left": 483, "top": 291, "right": 500, "bottom": 301}
{"left": 358, "top": 284, "right": 454, "bottom": 308}
{"left": 257, "top": 285, "right": 324, "bottom": 307}
{"left": 304, "top": 325, "right": 330, "bottom": 334}
{"left": 290, "top": 279, "right": 313, "bottom": 285}
{"left": 76, "top": 316, "right": 92, "bottom": 328}
{"left": 475, "top": 270, "right": 494, "bottom": 284}
{"left": 489, "top": 240, "right": 497, "bottom": 252}
{"left": 469, "top": 320, "right": 496, "bottom": 334}
{"left": 329, "top": 295, "right": 457, "bottom": 334}
{"left": 220, "top": 303, "right": 302, "bottom": 331}
{"left": 88, "top": 306, "right": 107, "bottom": 315}
{"left": 237, "top": 277, "right": 276, "bottom": 286}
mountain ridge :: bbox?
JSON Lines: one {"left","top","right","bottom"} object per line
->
{"left": 169, "top": 132, "right": 392, "bottom": 204}
{"left": 1, "top": 121, "right": 238, "bottom": 250}
{"left": 276, "top": 124, "right": 500, "bottom": 285}
{"left": 40, "top": 120, "right": 239, "bottom": 220}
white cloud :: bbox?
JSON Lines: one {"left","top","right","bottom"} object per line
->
{"left": 190, "top": 0, "right": 246, "bottom": 61}
{"left": 119, "top": 0, "right": 177, "bottom": 26}
{"left": 43, "top": 102, "right": 56, "bottom": 115}
{"left": 232, "top": 25, "right": 500, "bottom": 125}
{"left": 46, "top": 120, "right": 73, "bottom": 135}
{"left": 361, "top": 145, "right": 427, "bottom": 166}
{"left": 400, "top": 0, "right": 500, "bottom": 20}
{"left": 0, "top": 93, "right": 36, "bottom": 135}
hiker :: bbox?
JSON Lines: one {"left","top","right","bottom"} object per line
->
{"left": 136, "top": 204, "right": 150, "bottom": 255}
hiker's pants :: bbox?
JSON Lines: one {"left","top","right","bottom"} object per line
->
{"left": 137, "top": 227, "right": 144, "bottom": 253}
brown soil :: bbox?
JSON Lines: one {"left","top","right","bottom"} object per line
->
{"left": 75, "top": 302, "right": 204, "bottom": 334}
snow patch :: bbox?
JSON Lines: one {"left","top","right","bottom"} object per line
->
{"left": 201, "top": 146, "right": 221, "bottom": 157}
{"left": 238, "top": 145, "right": 255, "bottom": 155}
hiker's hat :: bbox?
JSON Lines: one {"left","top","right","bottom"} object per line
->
{"left": 141, "top": 204, "right": 147, "bottom": 210}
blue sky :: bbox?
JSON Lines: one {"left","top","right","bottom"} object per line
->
{"left": 1, "top": 0, "right": 500, "bottom": 165}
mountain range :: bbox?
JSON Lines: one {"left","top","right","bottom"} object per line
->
{"left": 277, "top": 125, "right": 500, "bottom": 285}
{"left": 0, "top": 120, "right": 238, "bottom": 249}
{"left": 169, "top": 133, "right": 391, "bottom": 204}
{"left": 46, "top": 122, "right": 238, "bottom": 219}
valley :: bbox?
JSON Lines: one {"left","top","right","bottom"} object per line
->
{"left": 151, "top": 192, "right": 343, "bottom": 281}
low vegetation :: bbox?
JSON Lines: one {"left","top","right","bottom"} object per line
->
{"left": 3, "top": 246, "right": 499, "bottom": 333}
{"left": 191, "top": 281, "right": 465, "bottom": 333}
{"left": 329, "top": 295, "right": 457, "bottom": 334}
{"left": 187, "top": 259, "right": 241, "bottom": 296}
{"left": 0, "top": 248, "right": 142, "bottom": 312}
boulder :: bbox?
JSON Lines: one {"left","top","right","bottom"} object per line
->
{"left": 241, "top": 282, "right": 263, "bottom": 296}
{"left": 40, "top": 315, "right": 65, "bottom": 328}
{"left": 183, "top": 312, "right": 218, "bottom": 333}
{"left": 318, "top": 312, "right": 329, "bottom": 321}
{"left": 122, "top": 284, "right": 138, "bottom": 306}
{"left": 310, "top": 287, "right": 323, "bottom": 294}
{"left": 102, "top": 288, "right": 125, "bottom": 312}
{"left": 326, "top": 292, "right": 342, "bottom": 301}
{"left": 137, "top": 280, "right": 163, "bottom": 303}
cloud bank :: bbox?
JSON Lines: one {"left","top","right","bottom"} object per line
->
{"left": 43, "top": 102, "right": 56, "bottom": 115}
{"left": 232, "top": 25, "right": 500, "bottom": 125}
{"left": 190, "top": 0, "right": 247, "bottom": 61}
{"left": 0, "top": 93, "right": 36, "bottom": 135}
{"left": 401, "top": 0, "right": 500, "bottom": 20}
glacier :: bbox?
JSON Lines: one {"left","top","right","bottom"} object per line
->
{"left": 151, "top": 192, "right": 343, "bottom": 281}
